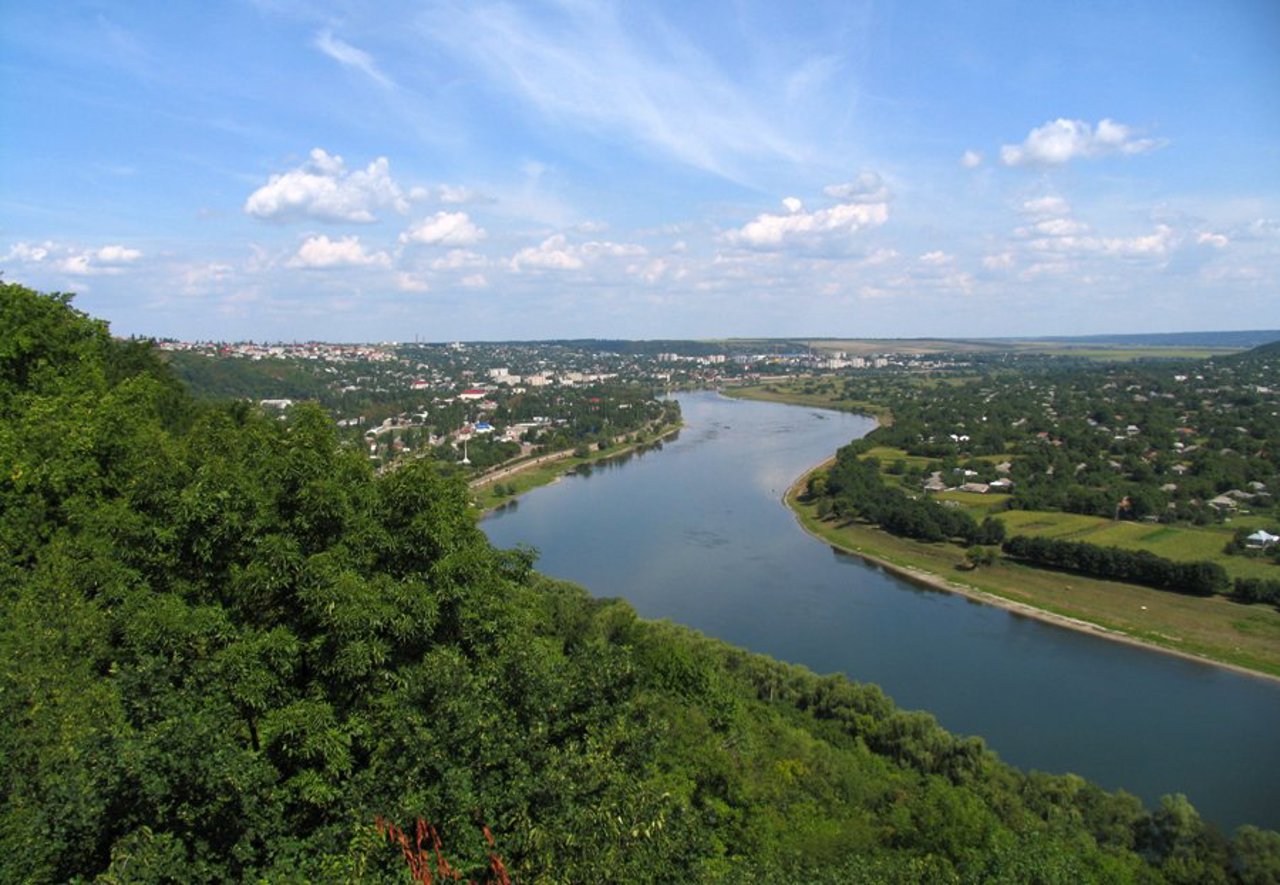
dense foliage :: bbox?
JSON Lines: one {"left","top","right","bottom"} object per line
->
{"left": 1001, "top": 536, "right": 1229, "bottom": 597}
{"left": 812, "top": 440, "right": 1005, "bottom": 547}
{"left": 827, "top": 355, "right": 1280, "bottom": 526}
{"left": 5, "top": 282, "right": 1280, "bottom": 882}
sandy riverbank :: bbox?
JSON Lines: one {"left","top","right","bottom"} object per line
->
{"left": 783, "top": 460, "right": 1280, "bottom": 686}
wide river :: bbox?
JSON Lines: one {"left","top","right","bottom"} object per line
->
{"left": 483, "top": 391, "right": 1280, "bottom": 832}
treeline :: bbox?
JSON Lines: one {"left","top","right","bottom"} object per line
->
{"left": 1233, "top": 577, "right": 1280, "bottom": 607}
{"left": 814, "top": 440, "right": 1005, "bottom": 546}
{"left": 5, "top": 282, "right": 1280, "bottom": 883}
{"left": 1002, "top": 535, "right": 1229, "bottom": 597}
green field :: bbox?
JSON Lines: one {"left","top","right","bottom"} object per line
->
{"left": 786, "top": 486, "right": 1280, "bottom": 678}
{"left": 1009, "top": 345, "right": 1240, "bottom": 361}
{"left": 999, "top": 510, "right": 1280, "bottom": 581}
{"left": 722, "top": 383, "right": 890, "bottom": 423}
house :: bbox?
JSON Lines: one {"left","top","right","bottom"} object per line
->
{"left": 1246, "top": 530, "right": 1279, "bottom": 548}
{"left": 1208, "top": 494, "right": 1238, "bottom": 511}
{"left": 958, "top": 482, "right": 990, "bottom": 494}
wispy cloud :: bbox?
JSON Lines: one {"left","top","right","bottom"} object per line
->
{"left": 419, "top": 2, "right": 809, "bottom": 182}
{"left": 314, "top": 29, "right": 394, "bottom": 89}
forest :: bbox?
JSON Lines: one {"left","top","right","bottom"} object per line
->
{"left": 3, "top": 281, "right": 1280, "bottom": 882}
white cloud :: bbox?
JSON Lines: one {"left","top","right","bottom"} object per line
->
{"left": 509, "top": 234, "right": 645, "bottom": 272}
{"left": 1032, "top": 218, "right": 1090, "bottom": 237}
{"left": 6, "top": 240, "right": 143, "bottom": 275}
{"left": 461, "top": 274, "right": 488, "bottom": 288}
{"left": 287, "top": 234, "right": 390, "bottom": 268}
{"left": 1001, "top": 118, "right": 1164, "bottom": 166}
{"left": 1196, "top": 231, "right": 1228, "bottom": 248}
{"left": 421, "top": 2, "right": 805, "bottom": 182}
{"left": 960, "top": 150, "right": 983, "bottom": 169}
{"left": 1022, "top": 195, "right": 1071, "bottom": 218}
{"left": 1025, "top": 224, "right": 1176, "bottom": 259}
{"left": 429, "top": 249, "right": 488, "bottom": 271}
{"left": 245, "top": 148, "right": 409, "bottom": 223}
{"left": 314, "top": 30, "right": 393, "bottom": 88}
{"left": 510, "top": 235, "right": 584, "bottom": 271}
{"left": 95, "top": 244, "right": 142, "bottom": 263}
{"left": 782, "top": 196, "right": 804, "bottom": 214}
{"left": 919, "top": 250, "right": 953, "bottom": 266}
{"left": 400, "top": 211, "right": 486, "bottom": 247}
{"left": 438, "top": 184, "right": 482, "bottom": 204}
{"left": 730, "top": 197, "right": 889, "bottom": 251}
{"left": 822, "top": 171, "right": 889, "bottom": 203}
{"left": 396, "top": 272, "right": 430, "bottom": 292}
{"left": 5, "top": 241, "right": 52, "bottom": 263}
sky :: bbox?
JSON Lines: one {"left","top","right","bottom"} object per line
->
{"left": 2, "top": 1, "right": 1278, "bottom": 342}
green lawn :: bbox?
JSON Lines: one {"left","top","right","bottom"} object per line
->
{"left": 786, "top": 488, "right": 1280, "bottom": 678}
{"left": 999, "top": 510, "right": 1280, "bottom": 581}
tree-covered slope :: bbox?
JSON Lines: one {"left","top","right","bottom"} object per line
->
{"left": 2, "top": 282, "right": 1278, "bottom": 883}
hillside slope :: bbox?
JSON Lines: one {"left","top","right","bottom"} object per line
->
{"left": 2, "top": 282, "right": 1278, "bottom": 882}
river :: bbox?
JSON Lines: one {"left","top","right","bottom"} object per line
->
{"left": 482, "top": 390, "right": 1280, "bottom": 832}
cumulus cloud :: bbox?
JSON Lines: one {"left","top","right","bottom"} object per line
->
{"left": 509, "top": 234, "right": 646, "bottom": 272}
{"left": 1001, "top": 118, "right": 1164, "bottom": 166}
{"left": 960, "top": 150, "right": 983, "bottom": 169}
{"left": 1196, "top": 231, "right": 1228, "bottom": 248}
{"left": 6, "top": 241, "right": 142, "bottom": 275}
{"left": 95, "top": 244, "right": 142, "bottom": 263}
{"left": 5, "top": 241, "right": 53, "bottom": 263}
{"left": 822, "top": 171, "right": 889, "bottom": 203}
{"left": 245, "top": 148, "right": 409, "bottom": 223}
{"left": 400, "top": 211, "right": 486, "bottom": 247}
{"left": 287, "top": 234, "right": 390, "bottom": 268}
{"left": 730, "top": 196, "right": 889, "bottom": 251}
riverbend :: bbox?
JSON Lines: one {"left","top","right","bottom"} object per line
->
{"left": 483, "top": 391, "right": 1280, "bottom": 832}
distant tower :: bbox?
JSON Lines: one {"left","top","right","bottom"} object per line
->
{"left": 459, "top": 439, "right": 471, "bottom": 466}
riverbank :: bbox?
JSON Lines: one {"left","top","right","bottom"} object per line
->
{"left": 472, "top": 421, "right": 683, "bottom": 513}
{"left": 784, "top": 460, "right": 1280, "bottom": 683}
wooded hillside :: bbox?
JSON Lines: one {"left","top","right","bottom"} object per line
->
{"left": 2, "top": 282, "right": 1277, "bottom": 882}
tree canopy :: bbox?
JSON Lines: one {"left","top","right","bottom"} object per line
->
{"left": 2, "top": 281, "right": 1277, "bottom": 882}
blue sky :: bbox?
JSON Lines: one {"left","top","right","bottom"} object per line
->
{"left": 2, "top": 1, "right": 1278, "bottom": 342}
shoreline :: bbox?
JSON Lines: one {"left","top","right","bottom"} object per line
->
{"left": 783, "top": 459, "right": 1280, "bottom": 686}
{"left": 474, "top": 421, "right": 683, "bottom": 515}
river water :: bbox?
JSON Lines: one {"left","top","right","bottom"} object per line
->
{"left": 482, "top": 390, "right": 1280, "bottom": 832}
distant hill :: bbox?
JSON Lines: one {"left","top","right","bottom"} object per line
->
{"left": 1235, "top": 339, "right": 1280, "bottom": 359}
{"left": 1008, "top": 330, "right": 1280, "bottom": 349}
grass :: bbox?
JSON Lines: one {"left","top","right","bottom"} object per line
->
{"left": 723, "top": 383, "right": 890, "bottom": 424}
{"left": 786, "top": 486, "right": 1280, "bottom": 679}
{"left": 1009, "top": 345, "right": 1239, "bottom": 361}
{"left": 734, "top": 382, "right": 1280, "bottom": 676}
{"left": 998, "top": 510, "right": 1280, "bottom": 581}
